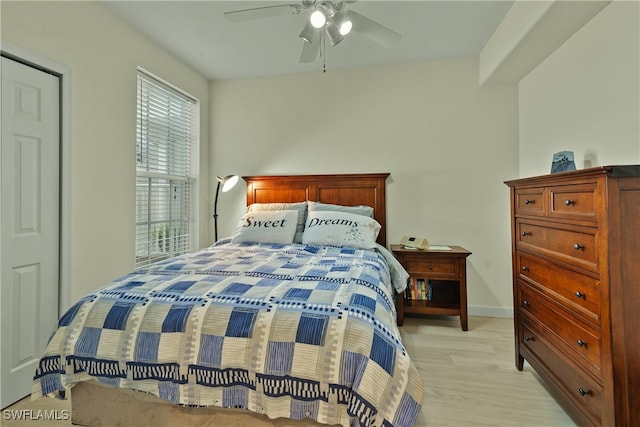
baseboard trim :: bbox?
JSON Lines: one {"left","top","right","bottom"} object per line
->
{"left": 469, "top": 305, "right": 513, "bottom": 318}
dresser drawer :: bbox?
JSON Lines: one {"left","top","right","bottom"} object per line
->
{"left": 518, "top": 282, "right": 602, "bottom": 379}
{"left": 514, "top": 187, "right": 545, "bottom": 217}
{"left": 517, "top": 219, "right": 599, "bottom": 272}
{"left": 520, "top": 319, "right": 604, "bottom": 424}
{"left": 401, "top": 257, "right": 458, "bottom": 279}
{"left": 517, "top": 252, "right": 601, "bottom": 326}
{"left": 549, "top": 184, "right": 598, "bottom": 223}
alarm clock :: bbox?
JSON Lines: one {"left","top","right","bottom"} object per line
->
{"left": 400, "top": 235, "right": 429, "bottom": 249}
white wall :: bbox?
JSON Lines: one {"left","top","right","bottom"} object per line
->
{"left": 1, "top": 1, "right": 211, "bottom": 302}
{"left": 519, "top": 1, "right": 639, "bottom": 177}
{"left": 211, "top": 57, "right": 519, "bottom": 316}
{"left": 5, "top": 1, "right": 630, "bottom": 317}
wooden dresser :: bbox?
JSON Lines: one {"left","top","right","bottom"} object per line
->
{"left": 505, "top": 165, "right": 640, "bottom": 427}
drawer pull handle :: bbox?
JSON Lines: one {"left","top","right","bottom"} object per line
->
{"left": 521, "top": 231, "right": 532, "bottom": 237}
{"left": 524, "top": 199, "right": 533, "bottom": 205}
{"left": 575, "top": 291, "right": 585, "bottom": 299}
{"left": 577, "top": 339, "right": 586, "bottom": 347}
{"left": 524, "top": 335, "right": 534, "bottom": 342}
{"left": 522, "top": 300, "right": 531, "bottom": 309}
{"left": 521, "top": 266, "right": 529, "bottom": 272}
{"left": 428, "top": 265, "right": 433, "bottom": 271}
{"left": 565, "top": 199, "right": 576, "bottom": 206}
{"left": 578, "top": 388, "right": 591, "bottom": 397}
{"left": 573, "top": 243, "right": 584, "bottom": 251}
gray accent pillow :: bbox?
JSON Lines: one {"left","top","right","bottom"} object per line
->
{"left": 307, "top": 200, "right": 374, "bottom": 218}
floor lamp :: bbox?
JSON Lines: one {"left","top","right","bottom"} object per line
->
{"left": 214, "top": 174, "right": 239, "bottom": 242}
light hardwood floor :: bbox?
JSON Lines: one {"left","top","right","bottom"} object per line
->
{"left": 4, "top": 316, "right": 577, "bottom": 427}
{"left": 403, "top": 316, "right": 576, "bottom": 427}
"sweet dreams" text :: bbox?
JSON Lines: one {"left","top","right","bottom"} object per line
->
{"left": 307, "top": 217, "right": 358, "bottom": 228}
{"left": 242, "top": 216, "right": 288, "bottom": 228}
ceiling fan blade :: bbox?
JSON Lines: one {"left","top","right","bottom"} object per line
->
{"left": 299, "top": 39, "right": 320, "bottom": 63}
{"left": 346, "top": 10, "right": 402, "bottom": 47}
{"left": 224, "top": 4, "right": 301, "bottom": 22}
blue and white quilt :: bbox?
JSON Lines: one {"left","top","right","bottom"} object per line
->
{"left": 33, "top": 242, "right": 423, "bottom": 427}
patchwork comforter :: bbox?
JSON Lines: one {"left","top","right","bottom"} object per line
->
{"left": 33, "top": 242, "right": 423, "bottom": 427}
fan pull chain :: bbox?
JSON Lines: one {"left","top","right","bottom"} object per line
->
{"left": 320, "top": 30, "right": 327, "bottom": 73}
{"left": 322, "top": 29, "right": 327, "bottom": 73}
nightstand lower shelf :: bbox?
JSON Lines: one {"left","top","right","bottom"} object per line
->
{"left": 403, "top": 300, "right": 460, "bottom": 314}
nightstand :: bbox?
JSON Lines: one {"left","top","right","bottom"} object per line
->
{"left": 391, "top": 244, "right": 472, "bottom": 331}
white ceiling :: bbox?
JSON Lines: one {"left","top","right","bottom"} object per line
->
{"left": 103, "top": 1, "right": 514, "bottom": 81}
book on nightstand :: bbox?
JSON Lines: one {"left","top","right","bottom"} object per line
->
{"left": 405, "top": 279, "right": 433, "bottom": 301}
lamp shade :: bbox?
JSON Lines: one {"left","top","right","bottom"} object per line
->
{"left": 299, "top": 20, "right": 319, "bottom": 44}
{"left": 217, "top": 175, "right": 239, "bottom": 192}
{"left": 339, "top": 18, "right": 352, "bottom": 35}
{"left": 333, "top": 11, "right": 352, "bottom": 36}
{"left": 326, "top": 22, "right": 344, "bottom": 46}
{"left": 310, "top": 9, "right": 326, "bottom": 28}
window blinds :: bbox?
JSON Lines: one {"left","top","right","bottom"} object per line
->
{"left": 136, "top": 71, "right": 195, "bottom": 269}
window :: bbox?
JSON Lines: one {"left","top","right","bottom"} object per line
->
{"left": 136, "top": 70, "right": 196, "bottom": 269}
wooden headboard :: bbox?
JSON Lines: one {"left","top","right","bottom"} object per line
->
{"left": 243, "top": 173, "right": 390, "bottom": 247}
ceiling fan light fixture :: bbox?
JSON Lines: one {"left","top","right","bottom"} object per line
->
{"left": 224, "top": 0, "right": 403, "bottom": 67}
{"left": 298, "top": 20, "right": 318, "bottom": 44}
{"left": 339, "top": 19, "right": 352, "bottom": 35}
{"left": 310, "top": 9, "right": 326, "bottom": 28}
{"left": 333, "top": 11, "right": 352, "bottom": 36}
{"left": 326, "top": 22, "right": 344, "bottom": 46}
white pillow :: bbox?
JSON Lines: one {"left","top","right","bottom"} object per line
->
{"left": 302, "top": 211, "right": 381, "bottom": 249}
{"left": 247, "top": 202, "right": 307, "bottom": 243}
{"left": 307, "top": 200, "right": 374, "bottom": 218}
{"left": 231, "top": 210, "right": 298, "bottom": 244}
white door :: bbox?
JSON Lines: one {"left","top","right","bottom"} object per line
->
{"left": 1, "top": 56, "right": 60, "bottom": 408}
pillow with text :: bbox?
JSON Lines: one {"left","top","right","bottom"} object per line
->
{"left": 247, "top": 202, "right": 307, "bottom": 243}
{"left": 302, "top": 211, "right": 381, "bottom": 249}
{"left": 231, "top": 209, "right": 299, "bottom": 244}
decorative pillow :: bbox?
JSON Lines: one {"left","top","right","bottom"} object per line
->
{"left": 247, "top": 202, "right": 307, "bottom": 243}
{"left": 302, "top": 211, "right": 381, "bottom": 249}
{"left": 307, "top": 200, "right": 374, "bottom": 218}
{"left": 231, "top": 210, "right": 299, "bottom": 244}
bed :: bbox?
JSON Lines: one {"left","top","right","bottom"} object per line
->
{"left": 32, "top": 173, "right": 423, "bottom": 427}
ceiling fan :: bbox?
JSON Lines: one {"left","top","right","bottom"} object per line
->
{"left": 224, "top": 1, "right": 402, "bottom": 63}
